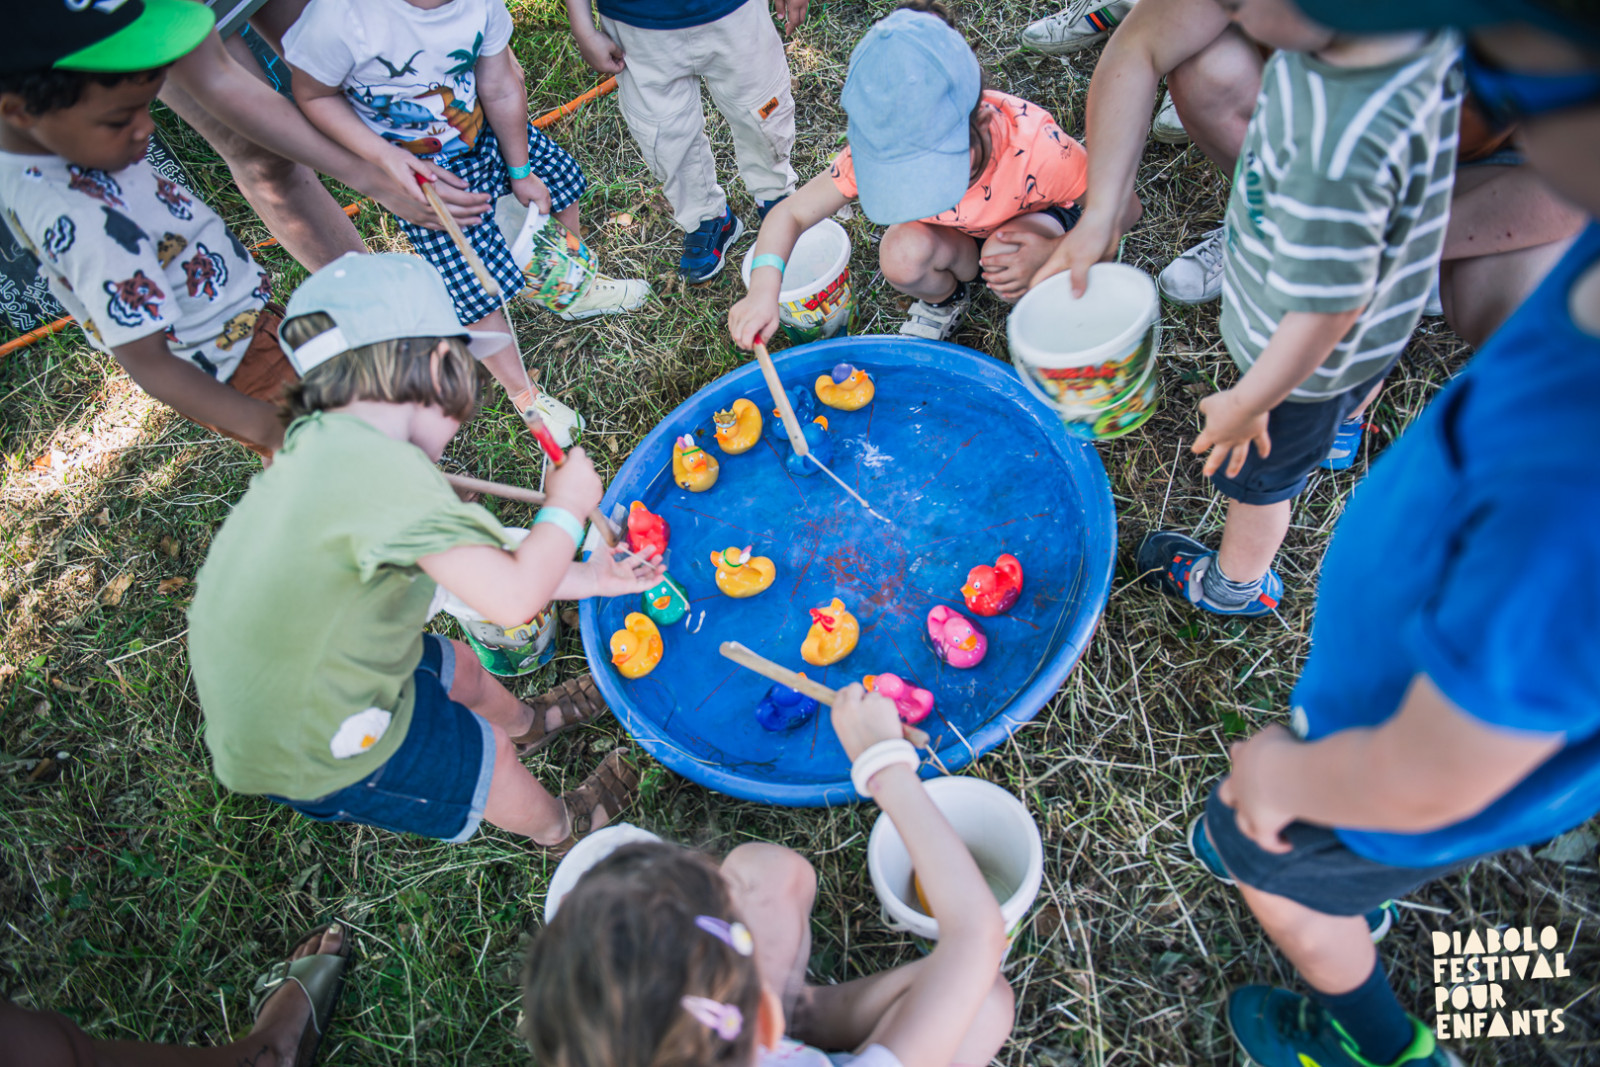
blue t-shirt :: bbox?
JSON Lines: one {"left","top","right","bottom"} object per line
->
{"left": 1291, "top": 222, "right": 1600, "bottom": 868}
{"left": 598, "top": 0, "right": 746, "bottom": 30}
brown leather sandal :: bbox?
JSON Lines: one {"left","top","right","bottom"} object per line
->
{"left": 548, "top": 748, "right": 641, "bottom": 855}
{"left": 510, "top": 674, "right": 610, "bottom": 756}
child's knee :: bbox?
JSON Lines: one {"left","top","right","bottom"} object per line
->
{"left": 447, "top": 642, "right": 501, "bottom": 707}
{"left": 879, "top": 223, "right": 940, "bottom": 285}
{"left": 724, "top": 842, "right": 817, "bottom": 907}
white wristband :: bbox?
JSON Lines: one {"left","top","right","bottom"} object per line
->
{"left": 851, "top": 739, "right": 919, "bottom": 797}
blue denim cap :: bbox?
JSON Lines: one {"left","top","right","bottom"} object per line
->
{"left": 840, "top": 9, "right": 981, "bottom": 226}
{"left": 281, "top": 252, "right": 511, "bottom": 374}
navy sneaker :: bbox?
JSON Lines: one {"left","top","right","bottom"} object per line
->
{"left": 1321, "top": 415, "right": 1366, "bottom": 471}
{"left": 1137, "top": 530, "right": 1282, "bottom": 618}
{"left": 679, "top": 206, "right": 744, "bottom": 285}
{"left": 1187, "top": 816, "right": 1399, "bottom": 943}
{"left": 1226, "top": 986, "right": 1462, "bottom": 1067}
{"left": 756, "top": 195, "right": 788, "bottom": 221}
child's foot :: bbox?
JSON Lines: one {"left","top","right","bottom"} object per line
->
{"left": 1320, "top": 415, "right": 1366, "bottom": 471}
{"left": 756, "top": 196, "right": 788, "bottom": 221}
{"left": 510, "top": 674, "right": 610, "bottom": 756}
{"left": 1186, "top": 816, "right": 1400, "bottom": 943}
{"left": 1018, "top": 0, "right": 1135, "bottom": 55}
{"left": 548, "top": 748, "right": 641, "bottom": 853}
{"left": 513, "top": 388, "right": 585, "bottom": 450}
{"left": 1136, "top": 530, "right": 1282, "bottom": 618}
{"left": 899, "top": 280, "right": 972, "bottom": 341}
{"left": 1157, "top": 225, "right": 1225, "bottom": 305}
{"left": 554, "top": 274, "right": 652, "bottom": 322}
{"left": 679, "top": 207, "right": 745, "bottom": 285}
{"left": 1226, "top": 986, "right": 1462, "bottom": 1067}
{"left": 1151, "top": 89, "right": 1189, "bottom": 144}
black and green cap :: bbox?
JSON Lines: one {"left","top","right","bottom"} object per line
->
{"left": 3, "top": 0, "right": 215, "bottom": 77}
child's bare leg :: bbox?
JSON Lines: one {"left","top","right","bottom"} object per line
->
{"left": 722, "top": 843, "right": 817, "bottom": 1008}
{"left": 1235, "top": 880, "right": 1376, "bottom": 994}
{"left": 468, "top": 307, "right": 530, "bottom": 401}
{"left": 794, "top": 960, "right": 1014, "bottom": 1064}
{"left": 481, "top": 724, "right": 570, "bottom": 842}
{"left": 555, "top": 202, "right": 581, "bottom": 236}
{"left": 1347, "top": 378, "right": 1383, "bottom": 423}
{"left": 1216, "top": 498, "right": 1291, "bottom": 585}
{"left": 879, "top": 222, "right": 980, "bottom": 303}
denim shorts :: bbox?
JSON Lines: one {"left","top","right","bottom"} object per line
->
{"left": 1203, "top": 784, "right": 1468, "bottom": 916}
{"left": 275, "top": 636, "right": 496, "bottom": 843}
{"left": 1209, "top": 364, "right": 1393, "bottom": 506}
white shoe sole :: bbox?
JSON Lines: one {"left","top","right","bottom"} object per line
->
{"left": 1021, "top": 29, "right": 1111, "bottom": 54}
{"left": 1151, "top": 124, "right": 1191, "bottom": 145}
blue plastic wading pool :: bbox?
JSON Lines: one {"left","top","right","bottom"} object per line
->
{"left": 579, "top": 336, "right": 1116, "bottom": 806}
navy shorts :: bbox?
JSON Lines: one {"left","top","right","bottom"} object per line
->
{"left": 1203, "top": 784, "right": 1468, "bottom": 916}
{"left": 1209, "top": 365, "right": 1392, "bottom": 506}
{"left": 398, "top": 123, "right": 588, "bottom": 323}
{"left": 275, "top": 636, "right": 496, "bottom": 842}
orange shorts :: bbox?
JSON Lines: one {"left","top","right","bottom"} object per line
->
{"left": 191, "top": 304, "right": 298, "bottom": 457}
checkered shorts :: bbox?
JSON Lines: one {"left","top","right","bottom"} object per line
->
{"left": 398, "top": 123, "right": 588, "bottom": 324}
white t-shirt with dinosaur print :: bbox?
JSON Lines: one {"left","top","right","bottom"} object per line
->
{"left": 0, "top": 150, "right": 268, "bottom": 381}
{"left": 284, "top": 0, "right": 515, "bottom": 159}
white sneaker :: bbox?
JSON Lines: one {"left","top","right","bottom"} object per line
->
{"left": 515, "top": 388, "right": 584, "bottom": 450}
{"left": 1423, "top": 274, "right": 1444, "bottom": 317}
{"left": 899, "top": 283, "right": 971, "bottom": 341}
{"left": 1151, "top": 89, "right": 1189, "bottom": 145}
{"left": 1158, "top": 226, "right": 1226, "bottom": 306}
{"left": 553, "top": 274, "right": 651, "bottom": 322}
{"left": 1018, "top": 0, "right": 1135, "bottom": 55}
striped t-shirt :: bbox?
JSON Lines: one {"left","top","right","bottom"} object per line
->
{"left": 1219, "top": 32, "right": 1463, "bottom": 402}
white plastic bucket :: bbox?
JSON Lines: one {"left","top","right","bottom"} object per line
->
{"left": 867, "top": 777, "right": 1043, "bottom": 961}
{"left": 495, "top": 195, "right": 596, "bottom": 312}
{"left": 740, "top": 217, "right": 853, "bottom": 343}
{"left": 1007, "top": 263, "right": 1161, "bottom": 440}
{"left": 544, "top": 822, "right": 663, "bottom": 922}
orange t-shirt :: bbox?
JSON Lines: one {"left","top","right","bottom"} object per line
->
{"left": 828, "top": 90, "right": 1088, "bottom": 239}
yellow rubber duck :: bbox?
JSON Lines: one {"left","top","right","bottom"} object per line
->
{"left": 609, "top": 612, "right": 663, "bottom": 679}
{"left": 801, "top": 597, "right": 859, "bottom": 666}
{"left": 672, "top": 433, "right": 719, "bottom": 492}
{"left": 815, "top": 362, "right": 875, "bottom": 411}
{"left": 710, "top": 545, "right": 776, "bottom": 598}
{"left": 713, "top": 398, "right": 763, "bottom": 454}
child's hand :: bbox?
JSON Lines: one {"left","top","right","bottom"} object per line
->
{"left": 772, "top": 0, "right": 809, "bottom": 35}
{"left": 544, "top": 446, "right": 604, "bottom": 519}
{"left": 1217, "top": 724, "right": 1301, "bottom": 854}
{"left": 511, "top": 173, "right": 553, "bottom": 215}
{"left": 593, "top": 544, "right": 666, "bottom": 596}
{"left": 729, "top": 295, "right": 783, "bottom": 352}
{"left": 373, "top": 162, "right": 488, "bottom": 229}
{"left": 1193, "top": 388, "right": 1271, "bottom": 479}
{"left": 379, "top": 147, "right": 439, "bottom": 206}
{"left": 980, "top": 228, "right": 1059, "bottom": 302}
{"left": 831, "top": 682, "right": 913, "bottom": 762}
{"left": 574, "top": 27, "right": 626, "bottom": 74}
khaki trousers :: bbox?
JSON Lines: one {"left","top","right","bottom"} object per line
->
{"left": 602, "top": 0, "right": 797, "bottom": 232}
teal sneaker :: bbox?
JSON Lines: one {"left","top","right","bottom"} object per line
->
{"left": 1187, "top": 816, "right": 1399, "bottom": 943}
{"left": 1226, "top": 986, "right": 1462, "bottom": 1067}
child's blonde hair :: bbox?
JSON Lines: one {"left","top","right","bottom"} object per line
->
{"left": 522, "top": 842, "right": 763, "bottom": 1067}
{"left": 278, "top": 312, "right": 482, "bottom": 423}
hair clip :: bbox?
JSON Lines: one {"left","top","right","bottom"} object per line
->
{"left": 694, "top": 915, "right": 755, "bottom": 956}
{"left": 681, "top": 995, "right": 743, "bottom": 1041}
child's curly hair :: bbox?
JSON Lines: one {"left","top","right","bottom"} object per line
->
{"left": 277, "top": 311, "right": 482, "bottom": 425}
{"left": 522, "top": 842, "right": 764, "bottom": 1067}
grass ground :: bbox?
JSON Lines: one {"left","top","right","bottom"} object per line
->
{"left": 2, "top": 2, "right": 1596, "bottom": 1064}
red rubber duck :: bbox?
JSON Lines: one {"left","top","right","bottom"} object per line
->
{"left": 961, "top": 553, "right": 1023, "bottom": 616}
{"left": 626, "top": 501, "right": 670, "bottom": 559}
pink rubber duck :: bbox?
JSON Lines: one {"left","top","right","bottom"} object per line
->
{"left": 926, "top": 605, "right": 987, "bottom": 668}
{"left": 863, "top": 673, "right": 935, "bottom": 725}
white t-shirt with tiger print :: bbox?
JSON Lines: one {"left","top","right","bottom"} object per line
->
{"left": 0, "top": 150, "right": 268, "bottom": 382}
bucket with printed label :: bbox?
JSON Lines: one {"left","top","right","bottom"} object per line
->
{"left": 435, "top": 526, "right": 559, "bottom": 676}
{"left": 867, "top": 777, "right": 1043, "bottom": 963}
{"left": 1007, "top": 263, "right": 1161, "bottom": 441}
{"left": 740, "top": 217, "right": 854, "bottom": 343}
{"left": 495, "top": 195, "right": 597, "bottom": 314}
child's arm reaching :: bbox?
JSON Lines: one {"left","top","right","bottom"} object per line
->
{"left": 417, "top": 448, "right": 663, "bottom": 625}
{"left": 113, "top": 333, "right": 284, "bottom": 453}
{"left": 564, "top": 0, "right": 627, "bottom": 74}
{"left": 476, "top": 48, "right": 550, "bottom": 214}
{"left": 1193, "top": 306, "right": 1366, "bottom": 478}
{"left": 829, "top": 685, "right": 1008, "bottom": 1067}
{"left": 288, "top": 67, "right": 439, "bottom": 215}
{"left": 728, "top": 170, "right": 852, "bottom": 350}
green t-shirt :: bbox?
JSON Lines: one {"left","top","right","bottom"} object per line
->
{"left": 1219, "top": 32, "right": 1462, "bottom": 400}
{"left": 188, "top": 413, "right": 508, "bottom": 798}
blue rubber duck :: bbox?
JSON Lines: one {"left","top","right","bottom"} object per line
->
{"left": 755, "top": 682, "right": 820, "bottom": 731}
{"left": 784, "top": 414, "right": 834, "bottom": 478}
{"left": 765, "top": 385, "right": 815, "bottom": 443}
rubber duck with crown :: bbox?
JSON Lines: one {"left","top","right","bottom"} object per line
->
{"left": 713, "top": 398, "right": 763, "bottom": 454}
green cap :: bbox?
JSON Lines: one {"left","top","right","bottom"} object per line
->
{"left": 42, "top": 0, "right": 216, "bottom": 74}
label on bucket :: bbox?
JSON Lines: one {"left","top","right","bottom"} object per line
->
{"left": 515, "top": 217, "right": 595, "bottom": 312}
{"left": 779, "top": 267, "right": 853, "bottom": 343}
{"left": 1028, "top": 330, "right": 1152, "bottom": 410}
{"left": 462, "top": 608, "right": 558, "bottom": 677}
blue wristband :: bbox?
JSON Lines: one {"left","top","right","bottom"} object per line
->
{"left": 507, "top": 161, "right": 533, "bottom": 180}
{"left": 750, "top": 253, "right": 787, "bottom": 278}
{"left": 534, "top": 506, "right": 585, "bottom": 546}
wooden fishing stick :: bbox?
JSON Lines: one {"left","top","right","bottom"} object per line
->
{"left": 752, "top": 339, "right": 891, "bottom": 524}
{"left": 719, "top": 641, "right": 932, "bottom": 749}
{"left": 442, "top": 471, "right": 659, "bottom": 571}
